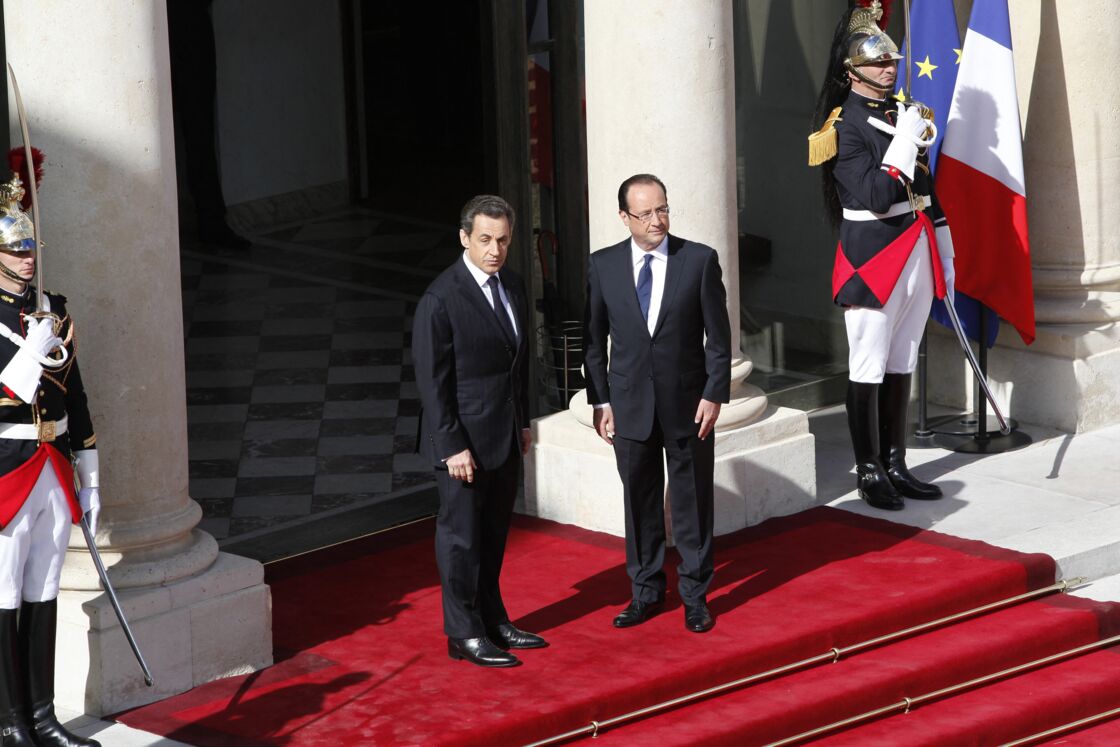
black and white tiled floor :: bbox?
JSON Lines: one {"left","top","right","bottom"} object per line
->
{"left": 182, "top": 208, "right": 461, "bottom": 542}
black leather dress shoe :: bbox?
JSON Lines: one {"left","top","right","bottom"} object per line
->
{"left": 447, "top": 637, "right": 520, "bottom": 668}
{"left": 684, "top": 603, "right": 715, "bottom": 633}
{"left": 613, "top": 599, "right": 663, "bottom": 628}
{"left": 489, "top": 622, "right": 549, "bottom": 649}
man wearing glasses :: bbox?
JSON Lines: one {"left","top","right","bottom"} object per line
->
{"left": 583, "top": 174, "right": 731, "bottom": 633}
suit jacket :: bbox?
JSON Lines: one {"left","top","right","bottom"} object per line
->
{"left": 413, "top": 258, "right": 530, "bottom": 472}
{"left": 583, "top": 235, "right": 731, "bottom": 442}
{"left": 832, "top": 91, "right": 949, "bottom": 307}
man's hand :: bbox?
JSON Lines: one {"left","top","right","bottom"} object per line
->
{"left": 695, "top": 399, "right": 721, "bottom": 440}
{"left": 521, "top": 427, "right": 533, "bottom": 456}
{"left": 445, "top": 449, "right": 477, "bottom": 483}
{"left": 593, "top": 405, "right": 614, "bottom": 445}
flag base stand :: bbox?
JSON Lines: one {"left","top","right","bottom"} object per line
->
{"left": 931, "top": 425, "right": 1033, "bottom": 454}
{"left": 911, "top": 320, "right": 1032, "bottom": 455}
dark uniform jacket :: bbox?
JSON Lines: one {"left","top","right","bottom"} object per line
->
{"left": 0, "top": 288, "right": 96, "bottom": 482}
{"left": 583, "top": 235, "right": 731, "bottom": 442}
{"left": 412, "top": 260, "right": 530, "bottom": 472}
{"left": 832, "top": 91, "right": 949, "bottom": 308}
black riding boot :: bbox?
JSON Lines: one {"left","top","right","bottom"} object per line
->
{"left": 0, "top": 609, "right": 36, "bottom": 747}
{"left": 879, "top": 373, "right": 942, "bottom": 500}
{"left": 18, "top": 601, "right": 100, "bottom": 747}
{"left": 847, "top": 381, "right": 904, "bottom": 510}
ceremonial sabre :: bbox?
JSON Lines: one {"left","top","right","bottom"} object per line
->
{"left": 898, "top": 0, "right": 1011, "bottom": 436}
{"left": 79, "top": 517, "right": 155, "bottom": 687}
{"left": 5, "top": 64, "right": 51, "bottom": 321}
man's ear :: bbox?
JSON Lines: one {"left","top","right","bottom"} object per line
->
{"left": 618, "top": 211, "right": 629, "bottom": 226}
{"left": 459, "top": 229, "right": 471, "bottom": 249}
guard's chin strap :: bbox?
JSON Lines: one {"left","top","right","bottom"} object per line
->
{"left": 0, "top": 263, "right": 28, "bottom": 292}
{"left": 844, "top": 62, "right": 894, "bottom": 92}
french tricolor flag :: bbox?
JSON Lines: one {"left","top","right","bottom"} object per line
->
{"left": 935, "top": 0, "right": 1035, "bottom": 344}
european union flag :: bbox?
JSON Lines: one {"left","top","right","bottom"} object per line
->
{"left": 899, "top": 0, "right": 999, "bottom": 347}
{"left": 896, "top": 0, "right": 960, "bottom": 173}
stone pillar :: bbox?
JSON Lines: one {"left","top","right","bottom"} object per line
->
{"left": 5, "top": 1, "right": 271, "bottom": 715}
{"left": 929, "top": 0, "right": 1120, "bottom": 432}
{"left": 524, "top": 0, "right": 816, "bottom": 536}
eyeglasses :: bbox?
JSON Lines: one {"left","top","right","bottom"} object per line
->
{"left": 625, "top": 206, "right": 670, "bottom": 224}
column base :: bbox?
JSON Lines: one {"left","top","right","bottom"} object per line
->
{"left": 522, "top": 404, "right": 816, "bottom": 537}
{"left": 54, "top": 551, "right": 272, "bottom": 717}
{"left": 928, "top": 320, "right": 1120, "bottom": 433}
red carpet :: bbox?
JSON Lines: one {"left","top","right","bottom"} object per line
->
{"left": 115, "top": 507, "right": 1120, "bottom": 745}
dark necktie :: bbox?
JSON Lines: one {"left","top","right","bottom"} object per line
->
{"left": 636, "top": 254, "right": 654, "bottom": 321}
{"left": 486, "top": 275, "right": 517, "bottom": 342}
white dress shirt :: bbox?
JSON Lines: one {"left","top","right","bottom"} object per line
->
{"left": 462, "top": 252, "right": 518, "bottom": 337}
{"left": 632, "top": 236, "right": 669, "bottom": 336}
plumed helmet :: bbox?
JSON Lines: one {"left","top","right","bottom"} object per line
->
{"left": 0, "top": 175, "right": 35, "bottom": 253}
{"left": 844, "top": 1, "right": 902, "bottom": 68}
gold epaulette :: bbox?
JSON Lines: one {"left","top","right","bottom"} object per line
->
{"left": 808, "top": 107, "right": 843, "bottom": 166}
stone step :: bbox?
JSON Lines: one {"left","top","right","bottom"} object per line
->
{"left": 1070, "top": 571, "right": 1120, "bottom": 603}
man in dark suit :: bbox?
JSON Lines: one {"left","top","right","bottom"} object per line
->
{"left": 583, "top": 174, "right": 731, "bottom": 633}
{"left": 412, "top": 194, "right": 547, "bottom": 667}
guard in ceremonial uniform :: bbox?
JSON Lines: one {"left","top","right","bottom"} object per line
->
{"left": 0, "top": 163, "right": 100, "bottom": 747}
{"left": 809, "top": 1, "right": 955, "bottom": 511}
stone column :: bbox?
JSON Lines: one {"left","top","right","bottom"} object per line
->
{"left": 929, "top": 0, "right": 1120, "bottom": 432}
{"left": 524, "top": 0, "right": 816, "bottom": 536}
{"left": 1018, "top": 0, "right": 1120, "bottom": 327}
{"left": 5, "top": 1, "right": 271, "bottom": 715}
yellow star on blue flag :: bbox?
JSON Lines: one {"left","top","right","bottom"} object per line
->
{"left": 915, "top": 55, "right": 938, "bottom": 79}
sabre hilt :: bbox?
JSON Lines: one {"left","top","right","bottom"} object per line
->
{"left": 22, "top": 310, "right": 68, "bottom": 368}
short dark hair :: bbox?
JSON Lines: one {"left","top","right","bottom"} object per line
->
{"left": 460, "top": 194, "right": 516, "bottom": 235}
{"left": 617, "top": 174, "right": 667, "bottom": 212}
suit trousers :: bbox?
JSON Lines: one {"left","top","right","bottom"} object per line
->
{"left": 613, "top": 418, "right": 715, "bottom": 605}
{"left": 434, "top": 443, "right": 520, "bottom": 638}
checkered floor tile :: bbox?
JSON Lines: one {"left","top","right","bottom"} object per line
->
{"left": 182, "top": 209, "right": 460, "bottom": 540}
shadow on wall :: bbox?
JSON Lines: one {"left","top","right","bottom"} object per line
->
{"left": 1024, "top": 0, "right": 1086, "bottom": 316}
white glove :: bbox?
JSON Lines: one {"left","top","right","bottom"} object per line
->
{"left": 935, "top": 225, "right": 956, "bottom": 300}
{"left": 895, "top": 103, "right": 935, "bottom": 144}
{"left": 0, "top": 317, "right": 65, "bottom": 402}
{"left": 24, "top": 317, "right": 63, "bottom": 359}
{"left": 881, "top": 103, "right": 937, "bottom": 181}
{"left": 79, "top": 487, "right": 101, "bottom": 535}
{"left": 940, "top": 255, "right": 956, "bottom": 301}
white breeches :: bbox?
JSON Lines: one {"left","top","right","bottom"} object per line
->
{"left": 845, "top": 230, "right": 935, "bottom": 384}
{"left": 0, "top": 462, "right": 72, "bottom": 609}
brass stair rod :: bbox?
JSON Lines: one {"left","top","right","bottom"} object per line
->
{"left": 999, "top": 705, "right": 1120, "bottom": 746}
{"left": 765, "top": 633, "right": 1120, "bottom": 747}
{"left": 523, "top": 578, "right": 1085, "bottom": 747}
{"left": 262, "top": 514, "right": 436, "bottom": 566}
